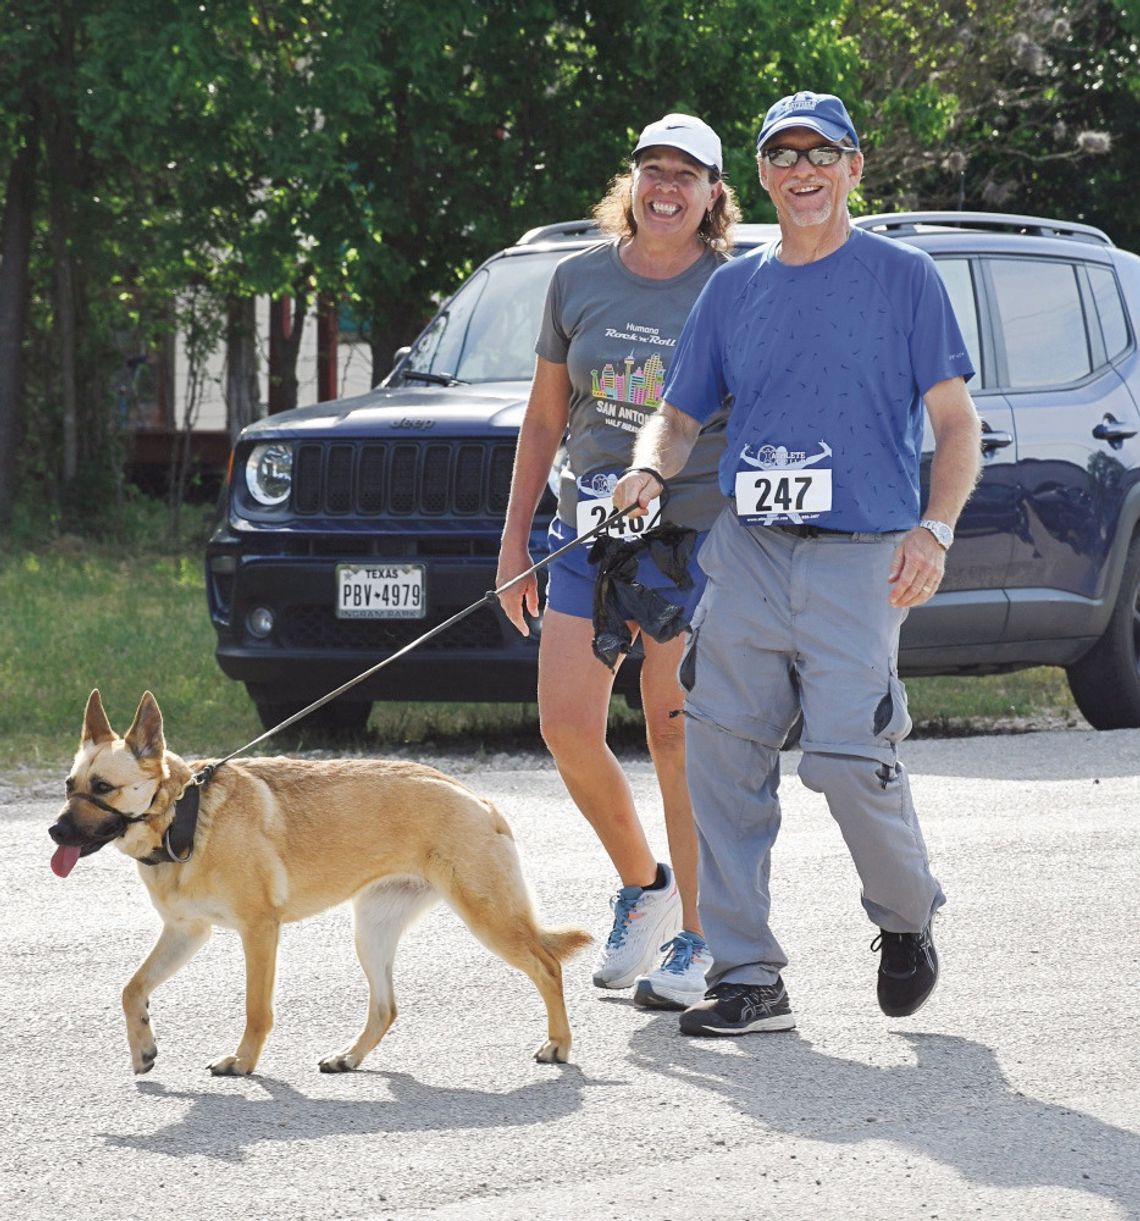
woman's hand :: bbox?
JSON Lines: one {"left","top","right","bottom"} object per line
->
{"left": 495, "top": 542, "right": 539, "bottom": 635}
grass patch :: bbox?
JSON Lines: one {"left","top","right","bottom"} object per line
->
{"left": 0, "top": 530, "right": 1086, "bottom": 775}
{"left": 907, "top": 668, "right": 1084, "bottom": 735}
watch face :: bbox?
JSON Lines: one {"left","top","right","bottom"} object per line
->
{"left": 923, "top": 520, "right": 953, "bottom": 548}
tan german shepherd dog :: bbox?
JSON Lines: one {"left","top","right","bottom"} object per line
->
{"left": 48, "top": 690, "right": 589, "bottom": 1075}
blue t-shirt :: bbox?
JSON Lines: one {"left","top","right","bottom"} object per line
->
{"left": 663, "top": 227, "right": 975, "bottom": 533}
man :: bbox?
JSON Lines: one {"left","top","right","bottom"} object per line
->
{"left": 613, "top": 91, "right": 981, "bottom": 1036}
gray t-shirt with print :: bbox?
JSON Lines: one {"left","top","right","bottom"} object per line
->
{"left": 536, "top": 240, "right": 727, "bottom": 530}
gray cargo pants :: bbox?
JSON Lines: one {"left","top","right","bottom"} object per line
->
{"left": 681, "top": 509, "right": 946, "bottom": 989}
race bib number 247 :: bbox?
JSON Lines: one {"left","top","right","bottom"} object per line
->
{"left": 734, "top": 468, "right": 833, "bottom": 522}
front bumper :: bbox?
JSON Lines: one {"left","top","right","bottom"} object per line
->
{"left": 207, "top": 545, "right": 642, "bottom": 704}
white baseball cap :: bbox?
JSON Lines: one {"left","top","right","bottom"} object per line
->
{"left": 632, "top": 113, "right": 723, "bottom": 175}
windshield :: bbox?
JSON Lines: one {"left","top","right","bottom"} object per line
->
{"left": 398, "top": 250, "right": 564, "bottom": 384}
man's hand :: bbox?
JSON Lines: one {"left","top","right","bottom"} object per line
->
{"left": 888, "top": 526, "right": 946, "bottom": 608}
{"left": 887, "top": 376, "right": 980, "bottom": 608}
{"left": 612, "top": 469, "right": 662, "bottom": 518}
{"left": 495, "top": 543, "right": 539, "bottom": 635}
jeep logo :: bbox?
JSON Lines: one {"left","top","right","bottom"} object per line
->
{"left": 393, "top": 418, "right": 434, "bottom": 430}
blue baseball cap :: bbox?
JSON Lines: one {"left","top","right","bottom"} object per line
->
{"left": 756, "top": 92, "right": 859, "bottom": 151}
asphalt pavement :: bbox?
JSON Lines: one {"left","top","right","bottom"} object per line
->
{"left": 3, "top": 728, "right": 1139, "bottom": 1220}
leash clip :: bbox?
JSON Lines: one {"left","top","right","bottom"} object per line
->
{"left": 191, "top": 763, "right": 216, "bottom": 788}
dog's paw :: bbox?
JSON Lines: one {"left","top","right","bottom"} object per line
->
{"left": 132, "top": 1045, "right": 158, "bottom": 1074}
{"left": 318, "top": 1051, "right": 360, "bottom": 1073}
{"left": 128, "top": 1022, "right": 157, "bottom": 1074}
{"left": 534, "top": 1040, "right": 570, "bottom": 1065}
{"left": 207, "top": 1055, "right": 254, "bottom": 1076}
{"left": 126, "top": 1000, "right": 157, "bottom": 1074}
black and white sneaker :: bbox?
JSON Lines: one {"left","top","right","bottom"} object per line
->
{"left": 679, "top": 978, "right": 796, "bottom": 1036}
{"left": 873, "top": 923, "right": 938, "bottom": 1017}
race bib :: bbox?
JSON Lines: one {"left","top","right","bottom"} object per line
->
{"left": 575, "top": 471, "right": 661, "bottom": 541}
{"left": 734, "top": 441, "right": 834, "bottom": 525}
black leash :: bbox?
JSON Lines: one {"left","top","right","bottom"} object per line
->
{"left": 189, "top": 501, "right": 642, "bottom": 788}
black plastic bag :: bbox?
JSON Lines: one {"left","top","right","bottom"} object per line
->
{"left": 587, "top": 526, "right": 697, "bottom": 670}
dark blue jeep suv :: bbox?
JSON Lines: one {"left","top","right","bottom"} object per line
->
{"left": 206, "top": 212, "right": 1140, "bottom": 735}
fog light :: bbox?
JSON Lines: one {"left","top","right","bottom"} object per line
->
{"left": 247, "top": 607, "right": 275, "bottom": 639}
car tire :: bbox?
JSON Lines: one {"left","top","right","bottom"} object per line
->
{"left": 1066, "top": 534, "right": 1140, "bottom": 730}
{"left": 251, "top": 694, "right": 373, "bottom": 741}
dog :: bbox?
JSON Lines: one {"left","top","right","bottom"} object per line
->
{"left": 48, "top": 690, "right": 590, "bottom": 1075}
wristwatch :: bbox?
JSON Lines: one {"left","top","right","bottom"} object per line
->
{"left": 919, "top": 519, "right": 954, "bottom": 550}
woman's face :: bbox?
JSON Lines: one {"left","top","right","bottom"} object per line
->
{"left": 631, "top": 146, "right": 723, "bottom": 245}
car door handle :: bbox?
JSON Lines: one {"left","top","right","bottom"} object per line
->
{"left": 979, "top": 427, "right": 1013, "bottom": 452}
{"left": 1092, "top": 415, "right": 1138, "bottom": 444}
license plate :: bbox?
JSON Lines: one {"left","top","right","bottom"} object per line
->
{"left": 336, "top": 564, "right": 426, "bottom": 619}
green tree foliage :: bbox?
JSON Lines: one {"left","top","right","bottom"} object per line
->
{"left": 988, "top": 1, "right": 1140, "bottom": 251}
{"left": 304, "top": 0, "right": 861, "bottom": 375}
{"left": 839, "top": 0, "right": 1136, "bottom": 248}
{"left": 0, "top": 0, "right": 143, "bottom": 523}
{"left": 78, "top": 1, "right": 350, "bottom": 370}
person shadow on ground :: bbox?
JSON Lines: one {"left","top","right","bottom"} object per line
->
{"left": 627, "top": 1019, "right": 1139, "bottom": 1214}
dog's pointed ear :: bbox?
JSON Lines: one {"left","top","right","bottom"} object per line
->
{"left": 124, "top": 691, "right": 165, "bottom": 761}
{"left": 82, "top": 689, "right": 115, "bottom": 746}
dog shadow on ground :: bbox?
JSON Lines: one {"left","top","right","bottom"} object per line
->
{"left": 629, "top": 1018, "right": 1140, "bottom": 1214}
{"left": 100, "top": 1066, "right": 612, "bottom": 1163}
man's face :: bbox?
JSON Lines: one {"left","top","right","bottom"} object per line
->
{"left": 757, "top": 127, "right": 863, "bottom": 231}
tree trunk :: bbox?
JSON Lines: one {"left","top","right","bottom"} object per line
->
{"left": 224, "top": 296, "right": 260, "bottom": 441}
{"left": 49, "top": 163, "right": 79, "bottom": 485}
{"left": 0, "top": 127, "right": 37, "bottom": 526}
{"left": 316, "top": 293, "right": 339, "bottom": 401}
{"left": 268, "top": 292, "right": 306, "bottom": 415}
{"left": 44, "top": 6, "right": 80, "bottom": 486}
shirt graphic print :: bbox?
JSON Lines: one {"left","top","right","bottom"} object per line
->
{"left": 590, "top": 341, "right": 670, "bottom": 434}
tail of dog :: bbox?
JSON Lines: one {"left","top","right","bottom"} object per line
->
{"left": 541, "top": 926, "right": 592, "bottom": 961}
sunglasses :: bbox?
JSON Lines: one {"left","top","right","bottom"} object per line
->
{"left": 760, "top": 145, "right": 856, "bottom": 168}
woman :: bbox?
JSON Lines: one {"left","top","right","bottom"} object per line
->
{"left": 495, "top": 113, "right": 740, "bottom": 1010}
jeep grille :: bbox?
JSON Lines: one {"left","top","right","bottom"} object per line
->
{"left": 278, "top": 604, "right": 503, "bottom": 650}
{"left": 293, "top": 440, "right": 516, "bottom": 517}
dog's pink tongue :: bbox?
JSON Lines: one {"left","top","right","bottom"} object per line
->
{"left": 51, "top": 845, "right": 81, "bottom": 878}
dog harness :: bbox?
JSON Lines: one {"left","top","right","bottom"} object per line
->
{"left": 137, "top": 764, "right": 215, "bottom": 866}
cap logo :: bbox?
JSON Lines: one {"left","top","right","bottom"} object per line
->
{"left": 785, "top": 92, "right": 819, "bottom": 113}
{"left": 757, "top": 91, "right": 858, "bottom": 151}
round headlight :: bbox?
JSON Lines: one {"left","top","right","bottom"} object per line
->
{"left": 246, "top": 443, "right": 293, "bottom": 506}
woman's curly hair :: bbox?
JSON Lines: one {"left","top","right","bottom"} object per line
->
{"left": 592, "top": 155, "right": 741, "bottom": 253}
